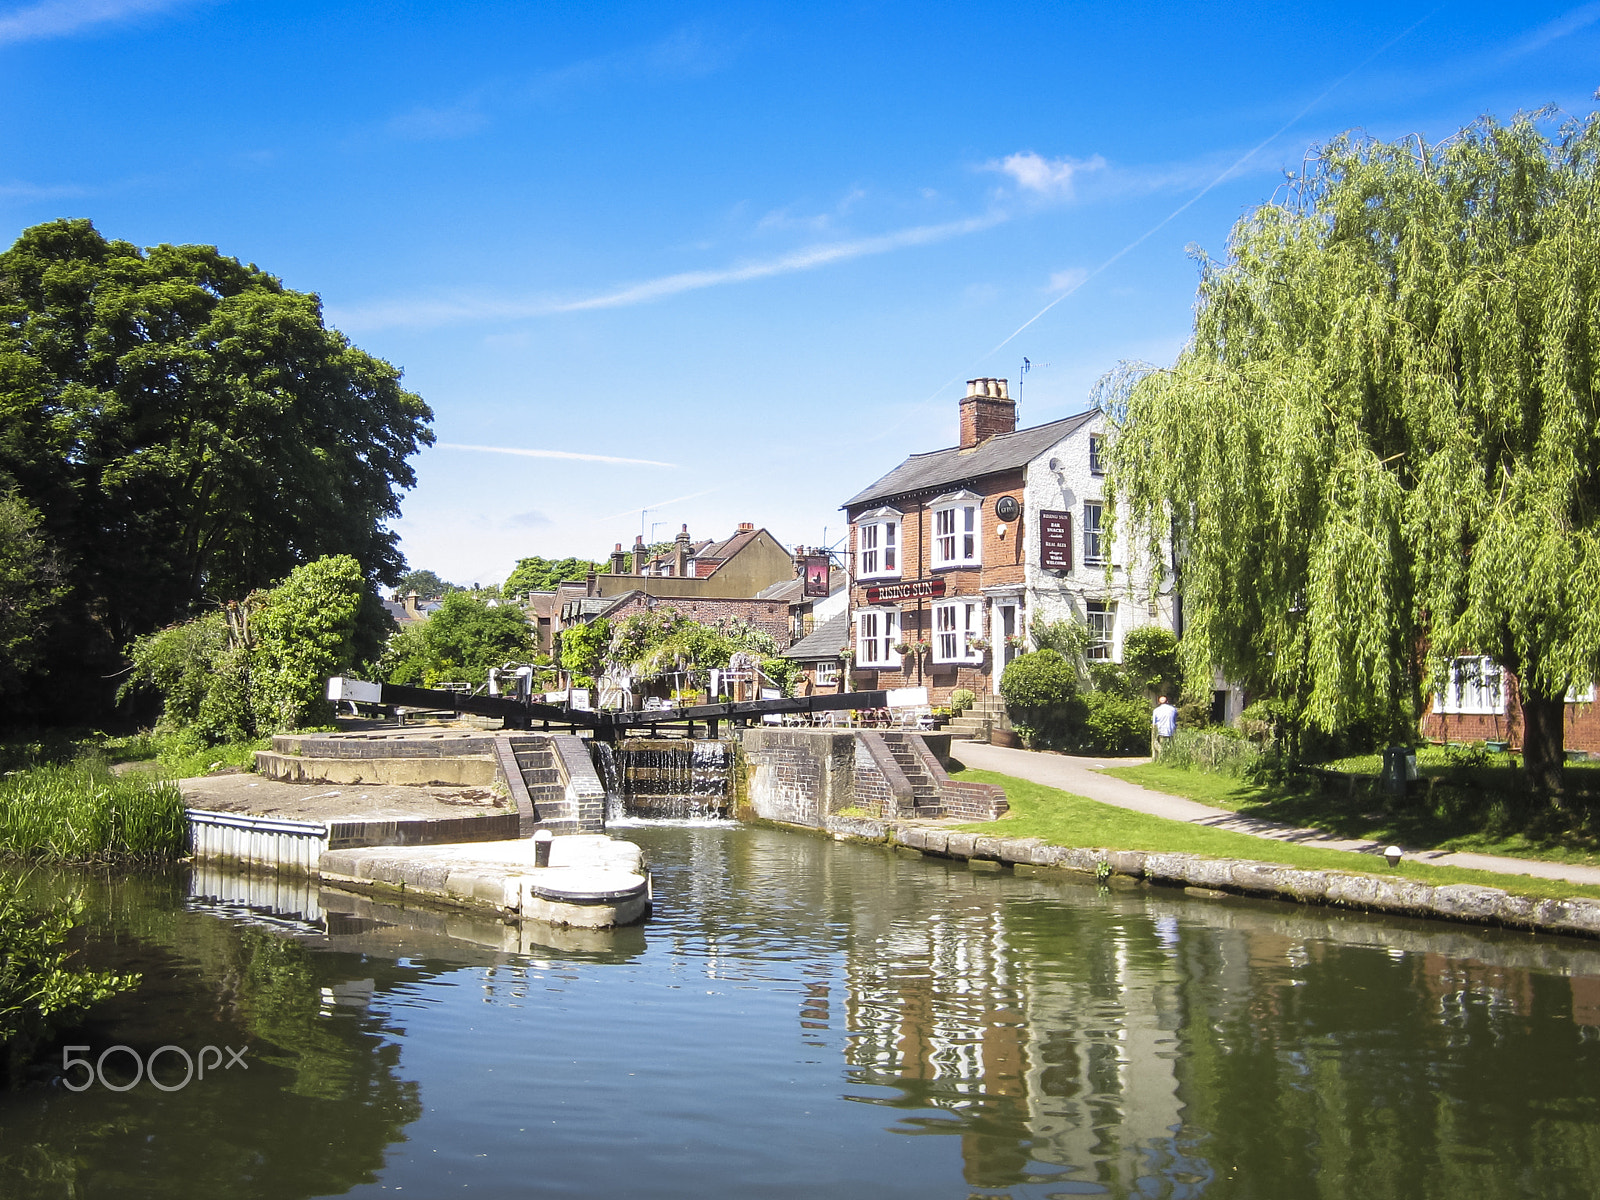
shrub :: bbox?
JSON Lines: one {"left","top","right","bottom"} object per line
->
{"left": 949, "top": 688, "right": 976, "bottom": 713}
{"left": 1161, "top": 727, "right": 1261, "bottom": 776}
{"left": 1121, "top": 626, "right": 1183, "bottom": 696}
{"left": 1000, "top": 650, "right": 1086, "bottom": 747}
{"left": 1082, "top": 691, "right": 1150, "bottom": 754}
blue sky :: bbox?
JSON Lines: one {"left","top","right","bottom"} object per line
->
{"left": 4, "top": 1, "right": 1599, "bottom": 585}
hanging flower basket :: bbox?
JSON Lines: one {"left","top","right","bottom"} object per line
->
{"left": 892, "top": 641, "right": 916, "bottom": 656}
{"left": 1005, "top": 634, "right": 1028, "bottom": 649}
{"left": 967, "top": 637, "right": 992, "bottom": 652}
{"left": 838, "top": 647, "right": 855, "bottom": 662}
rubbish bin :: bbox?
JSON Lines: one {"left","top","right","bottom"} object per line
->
{"left": 1380, "top": 746, "right": 1418, "bottom": 795}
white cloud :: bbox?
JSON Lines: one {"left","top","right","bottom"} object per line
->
{"left": 436, "top": 442, "right": 678, "bottom": 467}
{"left": 1507, "top": 0, "right": 1600, "bottom": 57}
{"left": 988, "top": 151, "right": 1107, "bottom": 200}
{"left": 0, "top": 179, "right": 87, "bottom": 200}
{"left": 0, "top": 0, "right": 189, "bottom": 47}
{"left": 387, "top": 100, "right": 489, "bottom": 141}
{"left": 332, "top": 212, "right": 1006, "bottom": 331}
{"left": 505, "top": 510, "right": 552, "bottom": 529}
{"left": 1048, "top": 266, "right": 1089, "bottom": 293}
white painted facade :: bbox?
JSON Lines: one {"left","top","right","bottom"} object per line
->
{"left": 1018, "top": 410, "right": 1178, "bottom": 664}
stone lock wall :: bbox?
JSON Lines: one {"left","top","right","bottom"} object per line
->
{"left": 738, "top": 728, "right": 1004, "bottom": 826}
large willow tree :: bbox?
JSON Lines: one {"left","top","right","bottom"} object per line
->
{"left": 1110, "top": 112, "right": 1600, "bottom": 796}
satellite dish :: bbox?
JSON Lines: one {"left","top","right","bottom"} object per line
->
{"left": 995, "top": 496, "right": 1020, "bottom": 522}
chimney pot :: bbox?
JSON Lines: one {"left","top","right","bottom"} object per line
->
{"left": 959, "top": 377, "right": 1017, "bottom": 448}
{"left": 737, "top": 521, "right": 754, "bottom": 532}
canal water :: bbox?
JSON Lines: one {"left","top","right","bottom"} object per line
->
{"left": 6, "top": 822, "right": 1600, "bottom": 1198}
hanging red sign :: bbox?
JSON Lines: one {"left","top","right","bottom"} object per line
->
{"left": 864, "top": 578, "right": 947, "bottom": 603}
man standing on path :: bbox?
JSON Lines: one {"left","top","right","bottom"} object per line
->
{"left": 1151, "top": 695, "right": 1178, "bottom": 757}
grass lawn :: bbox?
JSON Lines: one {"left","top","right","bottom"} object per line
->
{"left": 949, "top": 767, "right": 1600, "bottom": 903}
{"left": 1104, "top": 761, "right": 1600, "bottom": 869}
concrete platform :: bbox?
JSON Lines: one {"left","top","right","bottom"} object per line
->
{"left": 318, "top": 834, "right": 650, "bottom": 929}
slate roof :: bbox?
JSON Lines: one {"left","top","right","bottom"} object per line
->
{"left": 783, "top": 613, "right": 851, "bottom": 660}
{"left": 842, "top": 409, "right": 1098, "bottom": 511}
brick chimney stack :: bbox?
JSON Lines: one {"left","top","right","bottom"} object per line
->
{"left": 632, "top": 534, "right": 648, "bottom": 575}
{"left": 673, "top": 524, "right": 691, "bottom": 577}
{"left": 736, "top": 521, "right": 755, "bottom": 533}
{"left": 959, "top": 377, "right": 1016, "bottom": 449}
{"left": 609, "top": 543, "right": 628, "bottom": 574}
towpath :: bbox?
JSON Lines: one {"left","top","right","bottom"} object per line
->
{"left": 950, "top": 740, "right": 1600, "bottom": 889}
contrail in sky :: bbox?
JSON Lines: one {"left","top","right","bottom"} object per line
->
{"left": 437, "top": 442, "right": 677, "bottom": 467}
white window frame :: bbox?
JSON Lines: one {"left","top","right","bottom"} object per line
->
{"left": 1086, "top": 600, "right": 1115, "bottom": 661}
{"left": 855, "top": 607, "right": 902, "bottom": 668}
{"left": 932, "top": 598, "right": 984, "bottom": 664}
{"left": 1083, "top": 501, "right": 1105, "bottom": 566}
{"left": 1089, "top": 433, "right": 1105, "bottom": 476}
{"left": 814, "top": 661, "right": 840, "bottom": 687}
{"left": 856, "top": 507, "right": 902, "bottom": 580}
{"left": 1433, "top": 657, "right": 1504, "bottom": 715}
{"left": 931, "top": 490, "right": 982, "bottom": 569}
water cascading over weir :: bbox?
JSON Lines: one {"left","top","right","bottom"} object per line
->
{"left": 591, "top": 739, "right": 732, "bottom": 821}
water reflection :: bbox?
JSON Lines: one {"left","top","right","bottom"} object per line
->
{"left": 5, "top": 828, "right": 1600, "bottom": 1199}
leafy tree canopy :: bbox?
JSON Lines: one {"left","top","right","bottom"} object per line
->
{"left": 503, "top": 556, "right": 601, "bottom": 600}
{"left": 395, "top": 569, "right": 456, "bottom": 599}
{"left": 381, "top": 592, "right": 536, "bottom": 688}
{"left": 121, "top": 554, "right": 373, "bottom": 740}
{"left": 0, "top": 491, "right": 63, "bottom": 702}
{"left": 1110, "top": 111, "right": 1600, "bottom": 794}
{"left": 0, "top": 219, "right": 433, "bottom": 710}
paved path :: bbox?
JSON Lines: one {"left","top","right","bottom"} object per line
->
{"left": 951, "top": 740, "right": 1600, "bottom": 889}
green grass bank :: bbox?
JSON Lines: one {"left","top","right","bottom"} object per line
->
{"left": 950, "top": 767, "right": 1600, "bottom": 904}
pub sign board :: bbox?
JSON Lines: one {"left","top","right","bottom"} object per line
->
{"left": 803, "top": 555, "right": 831, "bottom": 597}
{"left": 1040, "top": 510, "right": 1073, "bottom": 571}
{"left": 864, "top": 578, "right": 947, "bottom": 604}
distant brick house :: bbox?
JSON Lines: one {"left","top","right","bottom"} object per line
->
{"left": 840, "top": 378, "right": 1180, "bottom": 706}
{"left": 543, "top": 522, "right": 813, "bottom": 650}
{"left": 1419, "top": 657, "right": 1600, "bottom": 753}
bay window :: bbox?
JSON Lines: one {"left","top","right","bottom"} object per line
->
{"left": 856, "top": 508, "right": 901, "bottom": 579}
{"left": 931, "top": 491, "right": 981, "bottom": 568}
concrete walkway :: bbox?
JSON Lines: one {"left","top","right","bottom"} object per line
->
{"left": 952, "top": 740, "right": 1600, "bottom": 889}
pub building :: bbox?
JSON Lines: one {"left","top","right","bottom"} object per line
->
{"left": 840, "top": 377, "right": 1181, "bottom": 706}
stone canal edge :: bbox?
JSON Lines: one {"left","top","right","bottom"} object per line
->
{"left": 805, "top": 814, "right": 1600, "bottom": 942}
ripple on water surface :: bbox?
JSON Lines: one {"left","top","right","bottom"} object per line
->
{"left": 4, "top": 825, "right": 1600, "bottom": 1199}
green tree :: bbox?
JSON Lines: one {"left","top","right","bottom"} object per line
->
{"left": 121, "top": 554, "right": 376, "bottom": 740}
{"left": 0, "top": 492, "right": 63, "bottom": 703}
{"left": 1111, "top": 112, "right": 1600, "bottom": 795}
{"left": 394, "top": 592, "right": 535, "bottom": 687}
{"left": 0, "top": 219, "right": 433, "bottom": 712}
{"left": 503, "top": 556, "right": 601, "bottom": 600}
{"left": 558, "top": 617, "right": 612, "bottom": 680}
{"left": 251, "top": 555, "right": 366, "bottom": 732}
{"left": 395, "top": 569, "right": 456, "bottom": 599}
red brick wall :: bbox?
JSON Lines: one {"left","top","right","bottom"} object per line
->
{"left": 1418, "top": 669, "right": 1600, "bottom": 752}
{"left": 847, "top": 472, "right": 1029, "bottom": 707}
